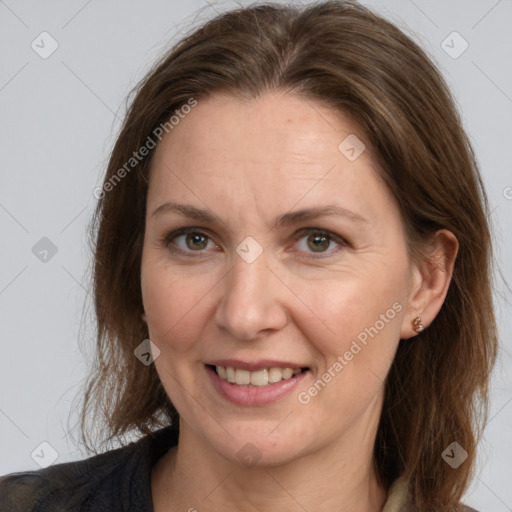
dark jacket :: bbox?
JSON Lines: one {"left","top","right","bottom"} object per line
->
{"left": 0, "top": 427, "right": 178, "bottom": 512}
{"left": 0, "top": 426, "right": 481, "bottom": 511}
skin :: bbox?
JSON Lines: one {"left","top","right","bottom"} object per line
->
{"left": 141, "top": 90, "right": 458, "bottom": 511}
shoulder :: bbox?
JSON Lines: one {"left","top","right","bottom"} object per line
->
{"left": 383, "top": 476, "right": 483, "bottom": 512}
{"left": 0, "top": 426, "right": 178, "bottom": 512}
{"left": 0, "top": 444, "right": 132, "bottom": 512}
{"left": 0, "top": 471, "right": 51, "bottom": 512}
{"left": 0, "top": 469, "right": 79, "bottom": 512}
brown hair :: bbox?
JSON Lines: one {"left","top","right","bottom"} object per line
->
{"left": 80, "top": 1, "right": 498, "bottom": 509}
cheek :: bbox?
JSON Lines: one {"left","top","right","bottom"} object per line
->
{"left": 141, "top": 259, "right": 214, "bottom": 354}
{"left": 294, "top": 279, "right": 404, "bottom": 423}
{"left": 295, "top": 267, "right": 406, "bottom": 371}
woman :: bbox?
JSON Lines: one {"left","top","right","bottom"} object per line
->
{"left": 0, "top": 1, "right": 497, "bottom": 510}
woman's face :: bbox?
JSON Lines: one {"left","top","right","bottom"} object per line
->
{"left": 141, "top": 90, "right": 417, "bottom": 467}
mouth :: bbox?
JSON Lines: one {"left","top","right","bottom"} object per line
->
{"left": 205, "top": 362, "right": 311, "bottom": 406}
{"left": 207, "top": 364, "right": 309, "bottom": 387}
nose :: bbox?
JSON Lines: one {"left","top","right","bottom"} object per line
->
{"left": 214, "top": 249, "right": 288, "bottom": 341}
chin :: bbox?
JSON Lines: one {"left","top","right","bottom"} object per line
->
{"left": 202, "top": 422, "right": 315, "bottom": 469}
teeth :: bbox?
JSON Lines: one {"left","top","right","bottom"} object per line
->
{"left": 214, "top": 365, "right": 304, "bottom": 386}
{"left": 250, "top": 369, "right": 268, "bottom": 386}
{"left": 268, "top": 367, "right": 283, "bottom": 383}
{"left": 281, "top": 368, "right": 294, "bottom": 379}
{"left": 236, "top": 369, "right": 251, "bottom": 385}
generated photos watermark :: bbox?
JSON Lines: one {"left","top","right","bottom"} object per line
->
{"left": 297, "top": 301, "right": 403, "bottom": 405}
{"left": 94, "top": 97, "right": 198, "bottom": 199}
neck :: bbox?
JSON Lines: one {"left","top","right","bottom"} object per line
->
{"left": 152, "top": 416, "right": 388, "bottom": 512}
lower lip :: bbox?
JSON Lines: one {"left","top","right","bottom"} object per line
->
{"left": 206, "top": 365, "right": 309, "bottom": 406}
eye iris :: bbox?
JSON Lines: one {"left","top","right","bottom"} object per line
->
{"left": 180, "top": 232, "right": 334, "bottom": 252}
{"left": 186, "top": 233, "right": 207, "bottom": 250}
{"left": 308, "top": 233, "right": 329, "bottom": 252}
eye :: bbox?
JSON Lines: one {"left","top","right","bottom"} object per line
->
{"left": 161, "top": 226, "right": 347, "bottom": 259}
{"left": 163, "top": 227, "right": 218, "bottom": 255}
{"left": 292, "top": 228, "right": 347, "bottom": 257}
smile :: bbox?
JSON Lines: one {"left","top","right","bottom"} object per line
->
{"left": 212, "top": 365, "right": 306, "bottom": 386}
{"left": 205, "top": 363, "right": 310, "bottom": 406}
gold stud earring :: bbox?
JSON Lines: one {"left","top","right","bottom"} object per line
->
{"left": 412, "top": 317, "right": 424, "bottom": 333}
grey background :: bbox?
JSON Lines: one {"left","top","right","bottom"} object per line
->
{"left": 0, "top": 0, "right": 511, "bottom": 510}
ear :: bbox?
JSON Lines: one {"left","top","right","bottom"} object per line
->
{"left": 400, "top": 229, "right": 459, "bottom": 339}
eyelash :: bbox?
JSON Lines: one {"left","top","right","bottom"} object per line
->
{"left": 161, "top": 226, "right": 348, "bottom": 259}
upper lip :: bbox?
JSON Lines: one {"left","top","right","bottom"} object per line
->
{"left": 205, "top": 359, "right": 308, "bottom": 371}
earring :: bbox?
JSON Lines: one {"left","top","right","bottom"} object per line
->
{"left": 412, "top": 317, "right": 424, "bottom": 333}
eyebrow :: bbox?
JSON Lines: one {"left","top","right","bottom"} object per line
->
{"left": 151, "top": 201, "right": 368, "bottom": 227}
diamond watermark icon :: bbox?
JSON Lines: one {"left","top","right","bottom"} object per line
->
{"left": 338, "top": 134, "right": 365, "bottom": 162}
{"left": 32, "top": 237, "right": 58, "bottom": 263}
{"left": 236, "top": 236, "right": 263, "bottom": 264}
{"left": 441, "top": 32, "right": 469, "bottom": 59}
{"left": 134, "top": 339, "right": 161, "bottom": 365}
{"left": 31, "top": 441, "right": 59, "bottom": 469}
{"left": 31, "top": 32, "right": 59, "bottom": 59}
{"left": 441, "top": 442, "right": 468, "bottom": 468}
{"left": 236, "top": 442, "right": 262, "bottom": 467}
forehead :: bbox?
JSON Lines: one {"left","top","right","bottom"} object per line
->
{"left": 152, "top": 91, "right": 363, "bottom": 170}
{"left": 147, "top": 91, "right": 396, "bottom": 228}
